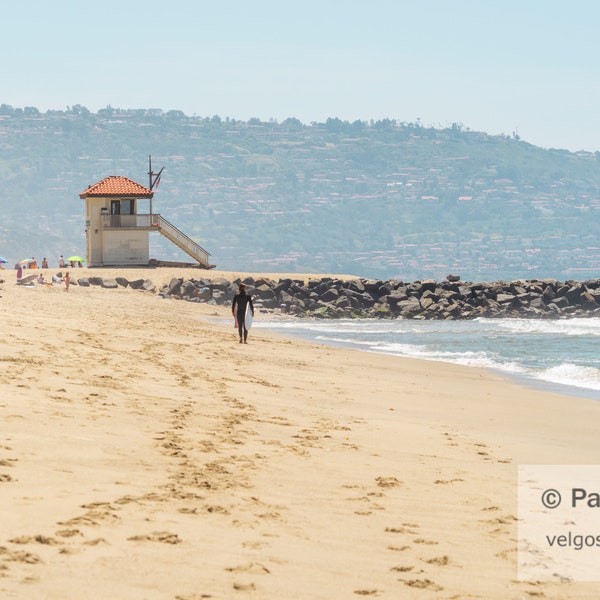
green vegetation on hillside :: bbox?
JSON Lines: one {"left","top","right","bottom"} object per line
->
{"left": 0, "top": 104, "right": 598, "bottom": 280}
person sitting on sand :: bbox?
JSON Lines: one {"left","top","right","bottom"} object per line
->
{"left": 232, "top": 283, "right": 254, "bottom": 344}
{"left": 52, "top": 273, "right": 62, "bottom": 284}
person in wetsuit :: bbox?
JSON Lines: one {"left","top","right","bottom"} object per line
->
{"left": 232, "top": 283, "right": 254, "bottom": 343}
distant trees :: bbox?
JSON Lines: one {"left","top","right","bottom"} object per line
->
{"left": 281, "top": 117, "right": 304, "bottom": 130}
{"left": 67, "top": 105, "right": 90, "bottom": 116}
{"left": 23, "top": 106, "right": 41, "bottom": 117}
{"left": 166, "top": 110, "right": 186, "bottom": 119}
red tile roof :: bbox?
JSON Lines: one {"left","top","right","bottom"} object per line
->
{"left": 79, "top": 176, "right": 153, "bottom": 198}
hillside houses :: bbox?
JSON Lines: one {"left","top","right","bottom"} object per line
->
{"left": 0, "top": 105, "right": 599, "bottom": 280}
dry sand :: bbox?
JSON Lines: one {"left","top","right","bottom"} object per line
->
{"left": 1, "top": 267, "right": 600, "bottom": 599}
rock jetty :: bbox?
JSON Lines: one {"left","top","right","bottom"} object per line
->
{"left": 72, "top": 273, "right": 600, "bottom": 319}
{"left": 154, "top": 274, "right": 600, "bottom": 320}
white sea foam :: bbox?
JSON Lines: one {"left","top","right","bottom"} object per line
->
{"left": 255, "top": 316, "right": 600, "bottom": 398}
{"left": 258, "top": 320, "right": 388, "bottom": 335}
{"left": 534, "top": 363, "right": 600, "bottom": 392}
{"left": 318, "top": 336, "right": 524, "bottom": 372}
{"left": 493, "top": 317, "right": 600, "bottom": 337}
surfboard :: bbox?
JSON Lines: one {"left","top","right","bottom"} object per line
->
{"left": 245, "top": 303, "right": 253, "bottom": 329}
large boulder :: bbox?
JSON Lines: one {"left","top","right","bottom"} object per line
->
{"left": 385, "top": 289, "right": 408, "bottom": 308}
{"left": 180, "top": 280, "right": 197, "bottom": 297}
{"left": 129, "top": 278, "right": 148, "bottom": 290}
{"left": 141, "top": 279, "right": 155, "bottom": 292}
{"left": 210, "top": 278, "right": 234, "bottom": 291}
{"left": 100, "top": 278, "right": 119, "bottom": 289}
{"left": 279, "top": 290, "right": 295, "bottom": 306}
{"left": 345, "top": 279, "right": 366, "bottom": 294}
{"left": 254, "top": 283, "right": 278, "bottom": 308}
{"left": 396, "top": 297, "right": 422, "bottom": 317}
{"left": 319, "top": 288, "right": 340, "bottom": 303}
{"left": 581, "top": 291, "right": 599, "bottom": 309}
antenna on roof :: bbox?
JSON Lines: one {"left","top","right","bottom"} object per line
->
{"left": 148, "top": 155, "right": 164, "bottom": 191}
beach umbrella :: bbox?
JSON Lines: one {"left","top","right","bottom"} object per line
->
{"left": 0, "top": 256, "right": 7, "bottom": 263}
{"left": 67, "top": 256, "right": 85, "bottom": 263}
{"left": 18, "top": 258, "right": 35, "bottom": 265}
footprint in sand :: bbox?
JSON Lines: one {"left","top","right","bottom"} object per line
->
{"left": 82, "top": 538, "right": 109, "bottom": 546}
{"left": 242, "top": 540, "right": 269, "bottom": 550}
{"left": 178, "top": 507, "right": 198, "bottom": 514}
{"left": 232, "top": 582, "right": 256, "bottom": 591}
{"left": 495, "top": 547, "right": 517, "bottom": 561}
{"left": 387, "top": 545, "right": 410, "bottom": 552}
{"left": 202, "top": 504, "right": 230, "bottom": 514}
{"left": 8, "top": 535, "right": 60, "bottom": 546}
{"left": 390, "top": 565, "right": 414, "bottom": 572}
{"left": 55, "top": 529, "right": 83, "bottom": 538}
{"left": 385, "top": 524, "right": 420, "bottom": 535}
{"left": 442, "top": 432, "right": 459, "bottom": 446}
{"left": 482, "top": 514, "right": 517, "bottom": 537}
{"left": 423, "top": 555, "right": 449, "bottom": 566}
{"left": 127, "top": 531, "right": 181, "bottom": 544}
{"left": 375, "top": 476, "right": 401, "bottom": 488}
{"left": 347, "top": 492, "right": 385, "bottom": 515}
{"left": 113, "top": 495, "right": 143, "bottom": 506}
{"left": 474, "top": 441, "right": 512, "bottom": 463}
{"left": 58, "top": 547, "right": 82, "bottom": 555}
{"left": 0, "top": 546, "right": 42, "bottom": 565}
{"left": 413, "top": 538, "right": 438, "bottom": 545}
{"left": 434, "top": 478, "right": 464, "bottom": 485}
{"left": 225, "top": 562, "right": 270, "bottom": 574}
{"left": 482, "top": 514, "right": 517, "bottom": 525}
{"left": 58, "top": 508, "right": 120, "bottom": 527}
{"left": 402, "top": 578, "right": 443, "bottom": 591}
{"left": 0, "top": 451, "right": 18, "bottom": 483}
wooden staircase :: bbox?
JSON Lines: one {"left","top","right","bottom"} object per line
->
{"left": 154, "top": 215, "right": 214, "bottom": 268}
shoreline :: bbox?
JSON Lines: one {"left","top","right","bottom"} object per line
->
{"left": 50, "top": 266, "right": 600, "bottom": 401}
{"left": 246, "top": 314, "right": 600, "bottom": 402}
{"left": 2, "top": 268, "right": 600, "bottom": 598}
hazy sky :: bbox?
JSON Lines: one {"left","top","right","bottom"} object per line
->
{"left": 3, "top": 0, "right": 600, "bottom": 151}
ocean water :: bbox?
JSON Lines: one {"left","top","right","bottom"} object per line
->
{"left": 254, "top": 317, "right": 600, "bottom": 400}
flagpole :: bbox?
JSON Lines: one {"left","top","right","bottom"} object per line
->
{"left": 148, "top": 155, "right": 153, "bottom": 219}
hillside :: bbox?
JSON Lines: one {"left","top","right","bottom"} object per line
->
{"left": 0, "top": 104, "right": 599, "bottom": 280}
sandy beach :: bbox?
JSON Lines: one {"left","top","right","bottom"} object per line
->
{"left": 2, "top": 267, "right": 600, "bottom": 599}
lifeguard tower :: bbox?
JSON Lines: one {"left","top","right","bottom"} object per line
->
{"left": 80, "top": 160, "right": 212, "bottom": 268}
